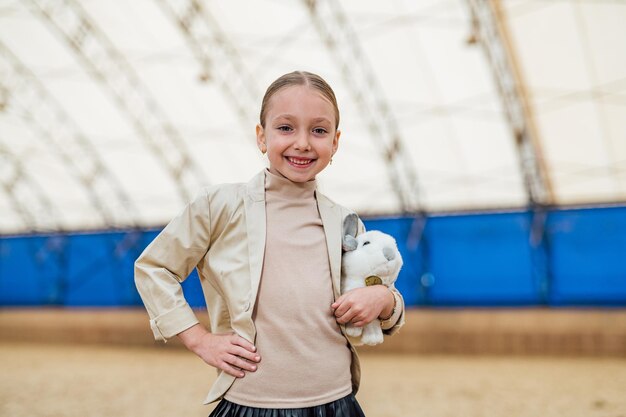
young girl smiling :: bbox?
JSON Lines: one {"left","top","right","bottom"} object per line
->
{"left": 134, "top": 71, "right": 405, "bottom": 417}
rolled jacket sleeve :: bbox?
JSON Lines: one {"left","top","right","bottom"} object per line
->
{"left": 134, "top": 188, "right": 212, "bottom": 342}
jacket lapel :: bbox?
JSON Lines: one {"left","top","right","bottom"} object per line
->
{"left": 244, "top": 170, "right": 266, "bottom": 313}
{"left": 317, "top": 192, "right": 343, "bottom": 299}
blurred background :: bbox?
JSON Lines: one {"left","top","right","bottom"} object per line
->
{"left": 1, "top": 0, "right": 625, "bottom": 416}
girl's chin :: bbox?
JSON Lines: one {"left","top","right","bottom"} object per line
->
{"left": 273, "top": 166, "right": 319, "bottom": 182}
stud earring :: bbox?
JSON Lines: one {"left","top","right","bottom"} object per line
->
{"left": 260, "top": 144, "right": 267, "bottom": 154}
{"left": 330, "top": 158, "right": 333, "bottom": 165}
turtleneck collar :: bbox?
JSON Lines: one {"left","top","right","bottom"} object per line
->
{"left": 264, "top": 168, "right": 317, "bottom": 200}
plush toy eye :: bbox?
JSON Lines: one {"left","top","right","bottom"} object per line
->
{"left": 362, "top": 241, "right": 370, "bottom": 246}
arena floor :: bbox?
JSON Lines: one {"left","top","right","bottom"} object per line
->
{"left": 1, "top": 342, "right": 625, "bottom": 417}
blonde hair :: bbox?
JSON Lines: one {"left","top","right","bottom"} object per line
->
{"left": 259, "top": 71, "right": 340, "bottom": 130}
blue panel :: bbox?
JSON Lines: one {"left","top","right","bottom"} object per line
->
{"left": 181, "top": 272, "right": 207, "bottom": 308}
{"left": 549, "top": 207, "right": 626, "bottom": 305}
{"left": 132, "top": 229, "right": 206, "bottom": 308}
{"left": 65, "top": 233, "right": 118, "bottom": 306}
{"left": 418, "top": 212, "right": 536, "bottom": 305}
{"left": 2, "top": 205, "right": 626, "bottom": 307}
{"left": 0, "top": 235, "right": 67, "bottom": 305}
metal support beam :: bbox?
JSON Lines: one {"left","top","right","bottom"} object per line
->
{"left": 528, "top": 206, "right": 552, "bottom": 304}
{"left": 466, "top": 0, "right": 553, "bottom": 304}
{"left": 303, "top": 0, "right": 423, "bottom": 214}
{"left": 33, "top": 234, "right": 68, "bottom": 305}
{"left": 155, "top": 0, "right": 260, "bottom": 128}
{"left": 406, "top": 214, "right": 433, "bottom": 305}
{"left": 0, "top": 141, "right": 62, "bottom": 232}
{"left": 28, "top": 0, "right": 209, "bottom": 204}
{"left": 466, "top": 0, "right": 554, "bottom": 206}
{"left": 0, "top": 41, "right": 141, "bottom": 229}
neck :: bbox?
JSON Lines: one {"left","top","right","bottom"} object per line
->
{"left": 264, "top": 168, "right": 317, "bottom": 200}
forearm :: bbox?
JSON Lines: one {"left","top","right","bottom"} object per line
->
{"left": 177, "top": 323, "right": 209, "bottom": 354}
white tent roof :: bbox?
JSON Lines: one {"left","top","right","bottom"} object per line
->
{"left": 1, "top": 0, "right": 624, "bottom": 233}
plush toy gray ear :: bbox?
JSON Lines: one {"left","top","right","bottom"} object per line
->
{"left": 342, "top": 213, "right": 359, "bottom": 252}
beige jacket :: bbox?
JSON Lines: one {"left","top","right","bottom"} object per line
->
{"left": 134, "top": 170, "right": 405, "bottom": 404}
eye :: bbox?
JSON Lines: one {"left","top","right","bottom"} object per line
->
{"left": 277, "top": 125, "right": 293, "bottom": 132}
{"left": 362, "top": 241, "right": 370, "bottom": 246}
{"left": 312, "top": 127, "right": 327, "bottom": 135}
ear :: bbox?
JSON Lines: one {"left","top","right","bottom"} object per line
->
{"left": 332, "top": 129, "right": 341, "bottom": 155}
{"left": 343, "top": 235, "right": 357, "bottom": 252}
{"left": 342, "top": 213, "right": 358, "bottom": 252}
{"left": 256, "top": 124, "right": 266, "bottom": 153}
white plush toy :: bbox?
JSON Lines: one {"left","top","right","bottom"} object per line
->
{"left": 341, "top": 213, "right": 403, "bottom": 346}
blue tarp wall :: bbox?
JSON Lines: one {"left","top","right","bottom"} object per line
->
{"left": 1, "top": 205, "right": 625, "bottom": 307}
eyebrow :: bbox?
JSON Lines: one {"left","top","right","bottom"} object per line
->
{"left": 311, "top": 117, "right": 332, "bottom": 124}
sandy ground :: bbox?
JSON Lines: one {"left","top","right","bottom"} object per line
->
{"left": 1, "top": 342, "right": 625, "bottom": 417}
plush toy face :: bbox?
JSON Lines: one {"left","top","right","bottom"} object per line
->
{"left": 341, "top": 230, "right": 403, "bottom": 286}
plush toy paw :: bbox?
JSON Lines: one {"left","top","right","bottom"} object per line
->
{"left": 345, "top": 324, "right": 363, "bottom": 338}
{"left": 361, "top": 322, "right": 384, "bottom": 346}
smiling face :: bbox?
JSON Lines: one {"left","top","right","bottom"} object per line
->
{"left": 257, "top": 85, "right": 340, "bottom": 183}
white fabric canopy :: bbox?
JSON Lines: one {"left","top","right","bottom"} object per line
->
{"left": 0, "top": 0, "right": 624, "bottom": 233}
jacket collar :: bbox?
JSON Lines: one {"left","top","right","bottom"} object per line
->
{"left": 245, "top": 170, "right": 266, "bottom": 202}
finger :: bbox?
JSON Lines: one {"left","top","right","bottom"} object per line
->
{"left": 333, "top": 299, "right": 353, "bottom": 318}
{"left": 335, "top": 308, "right": 351, "bottom": 322}
{"left": 231, "top": 335, "right": 257, "bottom": 353}
{"left": 350, "top": 315, "right": 368, "bottom": 326}
{"left": 230, "top": 345, "right": 261, "bottom": 363}
{"left": 227, "top": 355, "right": 258, "bottom": 372}
{"left": 336, "top": 308, "right": 357, "bottom": 324}
{"left": 220, "top": 362, "right": 245, "bottom": 378}
{"left": 331, "top": 295, "right": 345, "bottom": 309}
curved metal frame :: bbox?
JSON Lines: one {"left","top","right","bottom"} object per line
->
{"left": 28, "top": 0, "right": 209, "bottom": 204}
{"left": 0, "top": 141, "right": 62, "bottom": 231}
{"left": 303, "top": 0, "right": 424, "bottom": 215}
{"left": 466, "top": 0, "right": 554, "bottom": 206}
{"left": 154, "top": 0, "right": 260, "bottom": 129}
{"left": 1, "top": 41, "right": 141, "bottom": 229}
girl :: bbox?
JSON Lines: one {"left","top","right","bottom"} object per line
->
{"left": 134, "top": 71, "right": 405, "bottom": 417}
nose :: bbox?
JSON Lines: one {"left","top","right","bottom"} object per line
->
{"left": 293, "top": 132, "right": 311, "bottom": 151}
{"left": 383, "top": 247, "right": 395, "bottom": 261}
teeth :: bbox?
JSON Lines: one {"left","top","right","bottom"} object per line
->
{"left": 288, "top": 157, "right": 312, "bottom": 165}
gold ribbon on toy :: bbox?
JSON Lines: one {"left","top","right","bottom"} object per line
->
{"left": 365, "top": 275, "right": 383, "bottom": 286}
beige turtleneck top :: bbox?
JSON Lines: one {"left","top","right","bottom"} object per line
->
{"left": 224, "top": 169, "right": 352, "bottom": 408}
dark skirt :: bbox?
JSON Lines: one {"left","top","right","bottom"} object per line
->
{"left": 209, "top": 394, "right": 366, "bottom": 417}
